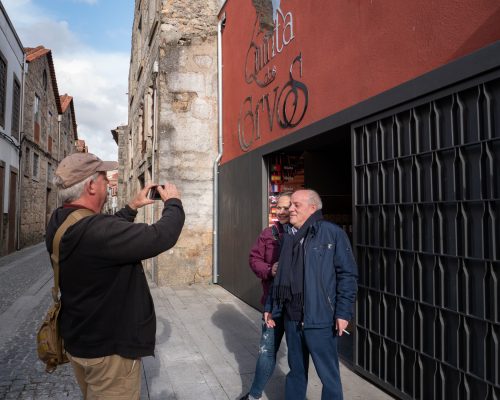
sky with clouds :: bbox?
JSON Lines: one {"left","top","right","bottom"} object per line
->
{"left": 2, "top": 0, "right": 134, "bottom": 161}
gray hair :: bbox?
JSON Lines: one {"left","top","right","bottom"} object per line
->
{"left": 305, "top": 189, "right": 323, "bottom": 210}
{"left": 54, "top": 173, "right": 99, "bottom": 203}
{"left": 278, "top": 191, "right": 293, "bottom": 200}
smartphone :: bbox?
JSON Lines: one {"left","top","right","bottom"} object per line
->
{"left": 148, "top": 185, "right": 164, "bottom": 200}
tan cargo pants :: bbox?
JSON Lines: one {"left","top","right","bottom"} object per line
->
{"left": 67, "top": 353, "right": 141, "bottom": 400}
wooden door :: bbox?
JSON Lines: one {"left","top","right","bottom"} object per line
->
{"left": 8, "top": 170, "right": 17, "bottom": 253}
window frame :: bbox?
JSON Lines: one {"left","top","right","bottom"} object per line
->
{"left": 11, "top": 74, "right": 21, "bottom": 140}
{"left": 34, "top": 93, "right": 41, "bottom": 143}
{"left": 32, "top": 152, "right": 40, "bottom": 181}
{"left": 0, "top": 50, "right": 8, "bottom": 128}
{"left": 34, "top": 94, "right": 41, "bottom": 124}
{"left": 24, "top": 147, "right": 31, "bottom": 177}
{"left": 43, "top": 69, "right": 48, "bottom": 91}
{"left": 47, "top": 161, "right": 54, "bottom": 185}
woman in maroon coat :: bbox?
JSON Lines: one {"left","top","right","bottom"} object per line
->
{"left": 241, "top": 192, "right": 291, "bottom": 400}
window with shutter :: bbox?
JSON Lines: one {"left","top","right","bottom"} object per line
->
{"left": 11, "top": 77, "right": 21, "bottom": 140}
{"left": 0, "top": 52, "right": 7, "bottom": 128}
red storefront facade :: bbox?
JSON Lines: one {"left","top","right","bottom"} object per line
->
{"left": 220, "top": 0, "right": 500, "bottom": 162}
{"left": 217, "top": 1, "right": 500, "bottom": 398}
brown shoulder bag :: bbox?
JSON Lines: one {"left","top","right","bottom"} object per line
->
{"left": 37, "top": 208, "right": 94, "bottom": 373}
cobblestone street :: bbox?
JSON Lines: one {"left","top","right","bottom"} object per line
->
{"left": 0, "top": 243, "right": 81, "bottom": 399}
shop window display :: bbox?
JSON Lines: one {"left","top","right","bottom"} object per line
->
{"left": 268, "top": 154, "right": 304, "bottom": 225}
{"left": 267, "top": 151, "right": 353, "bottom": 244}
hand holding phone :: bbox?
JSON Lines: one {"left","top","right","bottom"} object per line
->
{"left": 148, "top": 183, "right": 181, "bottom": 202}
{"left": 148, "top": 185, "right": 164, "bottom": 200}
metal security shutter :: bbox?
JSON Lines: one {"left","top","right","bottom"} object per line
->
{"left": 353, "top": 70, "right": 500, "bottom": 399}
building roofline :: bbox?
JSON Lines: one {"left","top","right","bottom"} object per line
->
{"left": 60, "top": 94, "right": 78, "bottom": 140}
{"left": 25, "top": 46, "right": 62, "bottom": 113}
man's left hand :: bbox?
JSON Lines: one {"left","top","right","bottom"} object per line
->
{"left": 271, "top": 262, "right": 278, "bottom": 277}
{"left": 336, "top": 318, "right": 349, "bottom": 336}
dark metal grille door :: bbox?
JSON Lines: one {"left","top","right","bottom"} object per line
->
{"left": 353, "top": 72, "right": 500, "bottom": 399}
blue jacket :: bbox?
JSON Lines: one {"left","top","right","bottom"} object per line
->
{"left": 268, "top": 220, "right": 358, "bottom": 328}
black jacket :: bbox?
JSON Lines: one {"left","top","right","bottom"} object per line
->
{"left": 45, "top": 199, "right": 185, "bottom": 359}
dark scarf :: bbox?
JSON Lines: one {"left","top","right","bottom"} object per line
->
{"left": 273, "top": 210, "right": 323, "bottom": 320}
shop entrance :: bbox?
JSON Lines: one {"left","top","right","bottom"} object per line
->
{"left": 266, "top": 125, "right": 352, "bottom": 231}
{"left": 265, "top": 124, "right": 355, "bottom": 364}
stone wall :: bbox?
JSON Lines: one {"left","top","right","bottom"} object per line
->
{"left": 60, "top": 105, "right": 77, "bottom": 159}
{"left": 156, "top": 34, "right": 218, "bottom": 285}
{"left": 252, "top": 0, "right": 274, "bottom": 31}
{"left": 126, "top": 0, "right": 219, "bottom": 284}
{"left": 19, "top": 161, "right": 50, "bottom": 246}
{"left": 114, "top": 125, "right": 129, "bottom": 209}
{"left": 159, "top": 0, "right": 219, "bottom": 41}
{"left": 20, "top": 54, "right": 60, "bottom": 247}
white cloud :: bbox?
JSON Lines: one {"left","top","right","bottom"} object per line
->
{"left": 3, "top": 0, "right": 80, "bottom": 53}
{"left": 73, "top": 0, "right": 98, "bottom": 4}
{"left": 2, "top": 1, "right": 79, "bottom": 54}
{"left": 55, "top": 51, "right": 129, "bottom": 159}
{"left": 2, "top": 0, "right": 127, "bottom": 161}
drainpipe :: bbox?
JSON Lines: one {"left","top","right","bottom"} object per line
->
{"left": 151, "top": 60, "right": 159, "bottom": 282}
{"left": 57, "top": 115, "right": 62, "bottom": 163}
{"left": 56, "top": 114, "right": 62, "bottom": 206}
{"left": 16, "top": 53, "right": 27, "bottom": 250}
{"left": 151, "top": 61, "right": 159, "bottom": 184}
{"left": 213, "top": 13, "right": 226, "bottom": 284}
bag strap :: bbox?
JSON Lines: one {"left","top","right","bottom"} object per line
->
{"left": 50, "top": 208, "right": 94, "bottom": 302}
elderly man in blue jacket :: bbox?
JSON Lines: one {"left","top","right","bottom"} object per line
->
{"left": 270, "top": 189, "right": 358, "bottom": 400}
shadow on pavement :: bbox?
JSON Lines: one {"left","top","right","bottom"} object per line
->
{"left": 143, "top": 315, "right": 173, "bottom": 400}
{"left": 211, "top": 303, "right": 287, "bottom": 400}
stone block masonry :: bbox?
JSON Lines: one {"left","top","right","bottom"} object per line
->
{"left": 125, "top": 0, "right": 219, "bottom": 285}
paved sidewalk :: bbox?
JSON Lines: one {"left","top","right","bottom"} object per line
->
{"left": 0, "top": 243, "right": 393, "bottom": 399}
{"left": 144, "top": 283, "right": 394, "bottom": 400}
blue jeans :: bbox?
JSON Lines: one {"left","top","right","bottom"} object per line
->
{"left": 284, "top": 319, "right": 342, "bottom": 400}
{"left": 248, "top": 317, "right": 285, "bottom": 398}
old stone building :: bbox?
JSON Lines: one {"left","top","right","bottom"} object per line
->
{"left": 60, "top": 94, "right": 78, "bottom": 159}
{"left": 19, "top": 46, "right": 78, "bottom": 247}
{"left": 122, "top": 0, "right": 220, "bottom": 284}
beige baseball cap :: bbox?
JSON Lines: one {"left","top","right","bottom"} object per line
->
{"left": 55, "top": 153, "right": 118, "bottom": 189}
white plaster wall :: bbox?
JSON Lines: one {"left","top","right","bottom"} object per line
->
{"left": 0, "top": 6, "right": 24, "bottom": 213}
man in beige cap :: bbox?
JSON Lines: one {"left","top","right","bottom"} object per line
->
{"left": 45, "top": 152, "right": 185, "bottom": 399}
